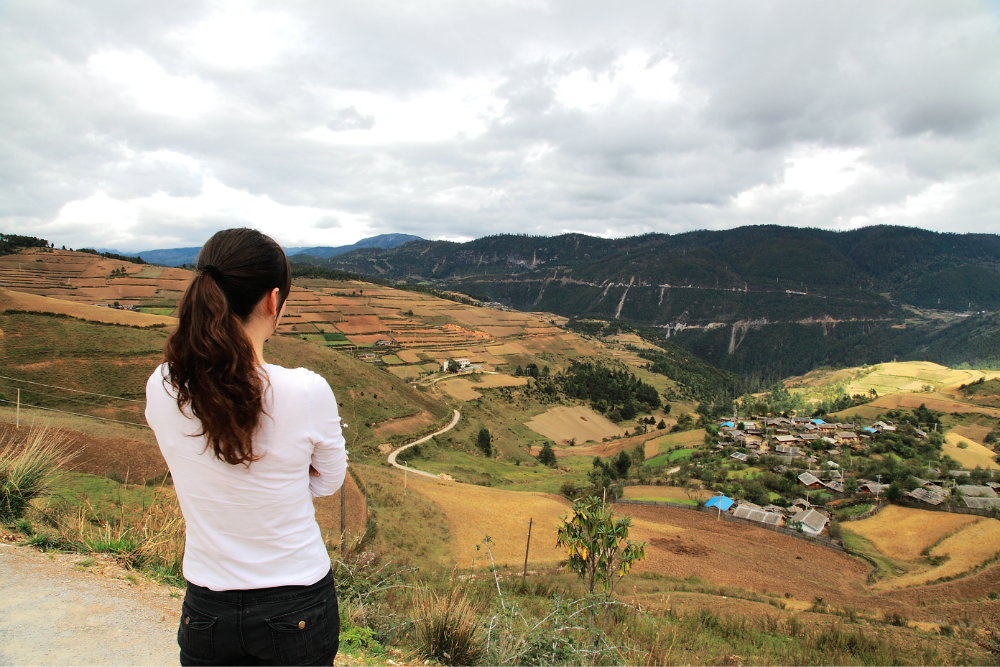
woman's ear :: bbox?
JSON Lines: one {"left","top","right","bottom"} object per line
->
{"left": 269, "top": 287, "right": 282, "bottom": 317}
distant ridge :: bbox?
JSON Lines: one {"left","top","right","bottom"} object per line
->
{"left": 286, "top": 233, "right": 423, "bottom": 259}
{"left": 125, "top": 233, "right": 424, "bottom": 267}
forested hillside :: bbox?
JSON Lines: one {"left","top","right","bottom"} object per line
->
{"left": 293, "top": 225, "right": 1000, "bottom": 375}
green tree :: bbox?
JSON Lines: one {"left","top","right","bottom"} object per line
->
{"left": 447, "top": 359, "right": 460, "bottom": 373}
{"left": 514, "top": 365, "right": 524, "bottom": 377}
{"left": 476, "top": 428, "right": 492, "bottom": 457}
{"left": 537, "top": 442, "right": 557, "bottom": 467}
{"left": 555, "top": 496, "right": 646, "bottom": 640}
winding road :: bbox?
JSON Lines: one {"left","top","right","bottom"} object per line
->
{"left": 387, "top": 409, "right": 461, "bottom": 479}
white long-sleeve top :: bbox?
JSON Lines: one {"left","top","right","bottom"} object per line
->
{"left": 145, "top": 363, "right": 347, "bottom": 591}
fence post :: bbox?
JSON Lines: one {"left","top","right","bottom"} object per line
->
{"left": 522, "top": 518, "right": 533, "bottom": 584}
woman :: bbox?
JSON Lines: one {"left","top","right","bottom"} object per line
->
{"left": 145, "top": 228, "right": 347, "bottom": 666}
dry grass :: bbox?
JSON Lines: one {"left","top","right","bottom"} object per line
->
{"left": 0, "top": 288, "right": 175, "bottom": 327}
{"left": 951, "top": 424, "right": 994, "bottom": 444}
{"left": 439, "top": 374, "right": 526, "bottom": 401}
{"left": 841, "top": 505, "right": 979, "bottom": 561}
{"left": 865, "top": 392, "right": 1000, "bottom": 417}
{"left": 373, "top": 412, "right": 435, "bottom": 439}
{"left": 944, "top": 432, "right": 1000, "bottom": 470}
{"left": 397, "top": 350, "right": 422, "bottom": 363}
{"left": 405, "top": 476, "right": 570, "bottom": 569}
{"left": 645, "top": 429, "right": 707, "bottom": 453}
{"left": 877, "top": 518, "right": 1000, "bottom": 589}
{"left": 622, "top": 485, "right": 713, "bottom": 502}
{"left": 523, "top": 405, "right": 624, "bottom": 444}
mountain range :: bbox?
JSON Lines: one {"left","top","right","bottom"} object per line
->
{"left": 288, "top": 225, "right": 1000, "bottom": 376}
{"left": 101, "top": 233, "right": 423, "bottom": 267}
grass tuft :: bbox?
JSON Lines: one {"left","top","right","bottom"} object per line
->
{"left": 0, "top": 427, "right": 75, "bottom": 523}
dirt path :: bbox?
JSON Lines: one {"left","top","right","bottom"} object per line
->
{"left": 0, "top": 543, "right": 181, "bottom": 666}
{"left": 387, "top": 409, "right": 460, "bottom": 479}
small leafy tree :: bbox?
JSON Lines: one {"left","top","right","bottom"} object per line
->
{"left": 555, "top": 496, "right": 646, "bottom": 641}
{"left": 537, "top": 443, "right": 557, "bottom": 467}
{"left": 447, "top": 359, "right": 460, "bottom": 373}
{"left": 476, "top": 428, "right": 492, "bottom": 457}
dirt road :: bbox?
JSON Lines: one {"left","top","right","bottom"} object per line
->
{"left": 0, "top": 543, "right": 181, "bottom": 666}
{"left": 387, "top": 409, "right": 460, "bottom": 479}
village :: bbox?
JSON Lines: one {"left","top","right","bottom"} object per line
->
{"left": 651, "top": 413, "right": 1000, "bottom": 541}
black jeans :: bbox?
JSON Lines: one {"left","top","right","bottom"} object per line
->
{"left": 178, "top": 570, "right": 340, "bottom": 666}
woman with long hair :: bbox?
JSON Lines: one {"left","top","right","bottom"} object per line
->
{"left": 145, "top": 228, "right": 347, "bottom": 666}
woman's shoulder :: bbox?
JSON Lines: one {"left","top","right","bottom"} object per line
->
{"left": 263, "top": 364, "right": 331, "bottom": 390}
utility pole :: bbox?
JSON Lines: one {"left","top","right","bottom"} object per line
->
{"left": 16, "top": 388, "right": 20, "bottom": 428}
{"left": 876, "top": 474, "right": 882, "bottom": 501}
{"left": 522, "top": 518, "right": 533, "bottom": 584}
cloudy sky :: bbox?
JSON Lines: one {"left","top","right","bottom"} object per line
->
{"left": 2, "top": 1, "right": 1000, "bottom": 252}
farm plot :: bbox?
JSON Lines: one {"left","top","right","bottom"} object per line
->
{"left": 841, "top": 505, "right": 979, "bottom": 562}
{"left": 0, "top": 288, "right": 175, "bottom": 327}
{"left": 387, "top": 366, "right": 424, "bottom": 380}
{"left": 866, "top": 392, "right": 1000, "bottom": 417}
{"left": 439, "top": 379, "right": 483, "bottom": 401}
{"left": 439, "top": 374, "right": 527, "bottom": 401}
{"left": 524, "top": 405, "right": 624, "bottom": 444}
{"left": 335, "top": 316, "right": 386, "bottom": 334}
{"left": 875, "top": 518, "right": 1000, "bottom": 590}
{"left": 951, "top": 424, "right": 994, "bottom": 444}
{"left": 406, "top": 476, "right": 570, "bottom": 568}
{"left": 622, "top": 485, "right": 712, "bottom": 503}
{"left": 644, "top": 429, "right": 707, "bottom": 455}
{"left": 944, "top": 432, "right": 1000, "bottom": 470}
{"left": 397, "top": 350, "right": 422, "bottom": 363}
{"left": 619, "top": 504, "right": 871, "bottom": 607}
{"left": 478, "top": 325, "right": 525, "bottom": 337}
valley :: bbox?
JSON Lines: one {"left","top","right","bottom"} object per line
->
{"left": 1, "top": 243, "right": 998, "bottom": 664}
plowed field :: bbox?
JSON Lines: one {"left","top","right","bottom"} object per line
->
{"left": 524, "top": 405, "right": 624, "bottom": 444}
{"left": 618, "top": 504, "right": 871, "bottom": 607}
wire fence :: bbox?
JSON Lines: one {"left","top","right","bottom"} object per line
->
{"left": 0, "top": 373, "right": 149, "bottom": 429}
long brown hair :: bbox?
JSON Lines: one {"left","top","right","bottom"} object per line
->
{"left": 163, "top": 228, "right": 292, "bottom": 465}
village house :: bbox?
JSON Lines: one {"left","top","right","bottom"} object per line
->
{"left": 790, "top": 508, "right": 829, "bottom": 536}
{"left": 733, "top": 504, "right": 786, "bottom": 527}
{"left": 798, "top": 472, "right": 824, "bottom": 489}
{"left": 835, "top": 431, "right": 860, "bottom": 445}
{"left": 857, "top": 480, "right": 889, "bottom": 496}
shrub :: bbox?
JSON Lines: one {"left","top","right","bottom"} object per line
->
{"left": 413, "top": 588, "right": 486, "bottom": 666}
{"left": 0, "top": 428, "right": 75, "bottom": 523}
{"left": 537, "top": 443, "right": 556, "bottom": 467}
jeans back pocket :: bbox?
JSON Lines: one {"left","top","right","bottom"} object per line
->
{"left": 178, "top": 600, "right": 218, "bottom": 661}
{"left": 266, "top": 599, "right": 331, "bottom": 665}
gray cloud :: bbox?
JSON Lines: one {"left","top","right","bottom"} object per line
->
{"left": 1, "top": 0, "right": 999, "bottom": 250}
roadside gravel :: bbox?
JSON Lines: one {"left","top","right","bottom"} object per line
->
{"left": 0, "top": 542, "right": 182, "bottom": 666}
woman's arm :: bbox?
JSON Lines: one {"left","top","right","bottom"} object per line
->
{"left": 307, "top": 376, "right": 348, "bottom": 498}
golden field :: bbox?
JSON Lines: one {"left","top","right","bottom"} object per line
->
{"left": 524, "top": 405, "right": 625, "bottom": 444}
{"left": 841, "top": 505, "right": 980, "bottom": 562}
{"left": 943, "top": 432, "right": 1000, "bottom": 470}
{"left": 877, "top": 518, "right": 1000, "bottom": 590}
{"left": 406, "top": 475, "right": 571, "bottom": 569}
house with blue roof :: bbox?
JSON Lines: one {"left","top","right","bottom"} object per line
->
{"left": 704, "top": 495, "right": 735, "bottom": 512}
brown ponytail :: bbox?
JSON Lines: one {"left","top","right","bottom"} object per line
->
{"left": 163, "top": 228, "right": 292, "bottom": 465}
